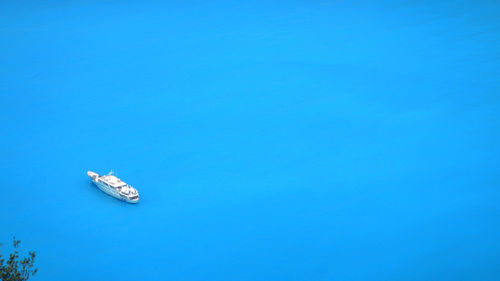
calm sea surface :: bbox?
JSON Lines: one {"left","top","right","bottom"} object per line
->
{"left": 1, "top": 1, "right": 499, "bottom": 280}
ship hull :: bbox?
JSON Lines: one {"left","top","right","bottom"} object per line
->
{"left": 93, "top": 180, "right": 139, "bottom": 204}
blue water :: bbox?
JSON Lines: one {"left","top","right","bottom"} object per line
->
{"left": 1, "top": 1, "right": 499, "bottom": 280}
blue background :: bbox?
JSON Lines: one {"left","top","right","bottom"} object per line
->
{"left": 1, "top": 1, "right": 499, "bottom": 280}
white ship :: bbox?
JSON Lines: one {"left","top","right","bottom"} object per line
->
{"left": 87, "top": 171, "right": 139, "bottom": 203}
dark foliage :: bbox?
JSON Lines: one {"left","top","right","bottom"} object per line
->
{"left": 0, "top": 238, "right": 37, "bottom": 281}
